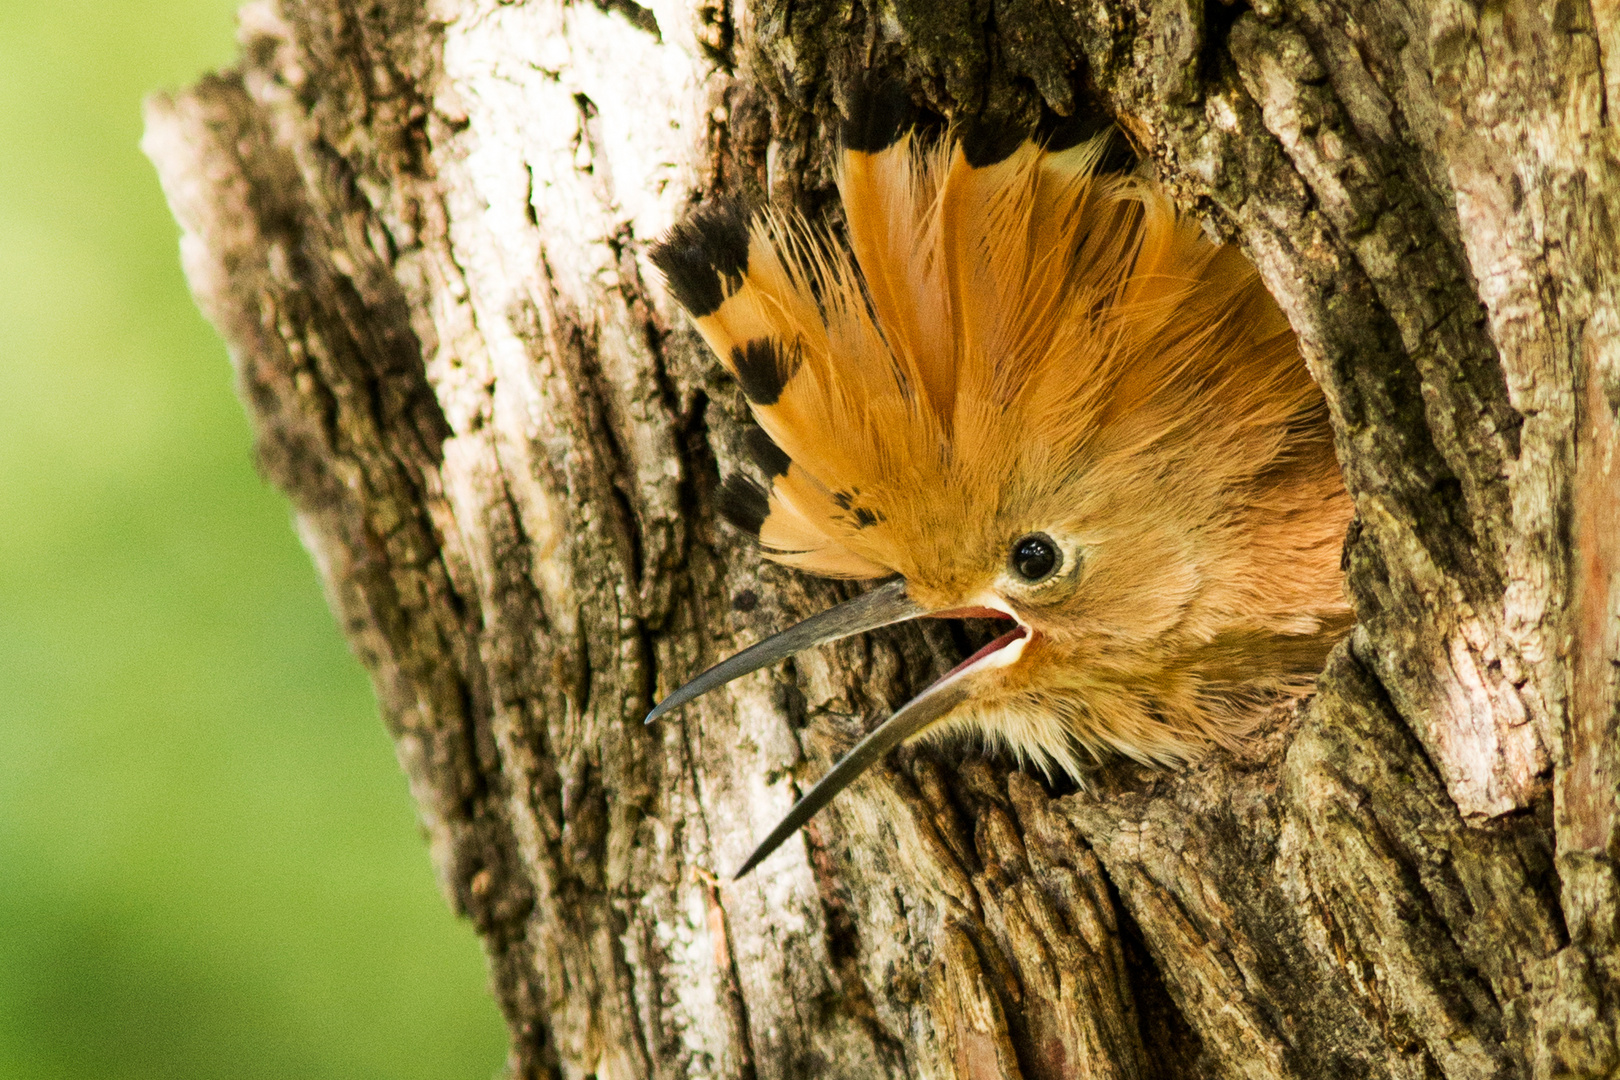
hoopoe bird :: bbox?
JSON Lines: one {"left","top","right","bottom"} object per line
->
{"left": 648, "top": 88, "right": 1353, "bottom": 877}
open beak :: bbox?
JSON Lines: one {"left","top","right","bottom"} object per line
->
{"left": 643, "top": 577, "right": 1029, "bottom": 878}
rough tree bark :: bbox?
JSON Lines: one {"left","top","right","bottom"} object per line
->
{"left": 143, "top": 0, "right": 1619, "bottom": 1077}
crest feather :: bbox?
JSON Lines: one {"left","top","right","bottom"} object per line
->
{"left": 651, "top": 124, "right": 1324, "bottom": 584}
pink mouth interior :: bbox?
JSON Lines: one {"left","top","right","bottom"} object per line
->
{"left": 944, "top": 625, "right": 1029, "bottom": 679}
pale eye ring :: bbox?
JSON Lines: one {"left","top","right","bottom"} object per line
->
{"left": 1010, "top": 533, "right": 1062, "bottom": 583}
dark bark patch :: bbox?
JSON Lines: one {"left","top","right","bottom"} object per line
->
{"left": 591, "top": 0, "right": 660, "bottom": 38}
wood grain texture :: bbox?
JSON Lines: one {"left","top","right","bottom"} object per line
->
{"left": 144, "top": 0, "right": 1620, "bottom": 1076}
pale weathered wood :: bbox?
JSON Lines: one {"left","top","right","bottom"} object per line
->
{"left": 144, "top": 0, "right": 1620, "bottom": 1077}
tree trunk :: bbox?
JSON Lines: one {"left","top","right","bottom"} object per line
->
{"left": 143, "top": 0, "right": 1619, "bottom": 1077}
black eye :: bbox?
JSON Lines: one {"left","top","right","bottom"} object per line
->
{"left": 1011, "top": 533, "right": 1062, "bottom": 582}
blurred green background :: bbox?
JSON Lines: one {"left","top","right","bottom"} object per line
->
{"left": 0, "top": 2, "right": 508, "bottom": 1077}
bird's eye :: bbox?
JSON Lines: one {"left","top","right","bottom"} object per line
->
{"left": 1010, "top": 533, "right": 1062, "bottom": 583}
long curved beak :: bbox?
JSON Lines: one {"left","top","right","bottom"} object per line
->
{"left": 732, "top": 623, "right": 1026, "bottom": 878}
{"left": 643, "top": 576, "right": 1027, "bottom": 879}
{"left": 643, "top": 577, "right": 924, "bottom": 726}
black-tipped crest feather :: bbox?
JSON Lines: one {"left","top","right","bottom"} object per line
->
{"left": 1038, "top": 112, "right": 1134, "bottom": 173}
{"left": 841, "top": 76, "right": 913, "bottom": 153}
{"left": 957, "top": 115, "right": 1031, "bottom": 167}
{"left": 649, "top": 200, "right": 751, "bottom": 318}
{"left": 744, "top": 427, "right": 792, "bottom": 481}
{"left": 718, "top": 473, "right": 770, "bottom": 537}
{"left": 730, "top": 339, "right": 800, "bottom": 406}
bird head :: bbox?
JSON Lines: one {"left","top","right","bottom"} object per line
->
{"left": 647, "top": 114, "right": 1352, "bottom": 876}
